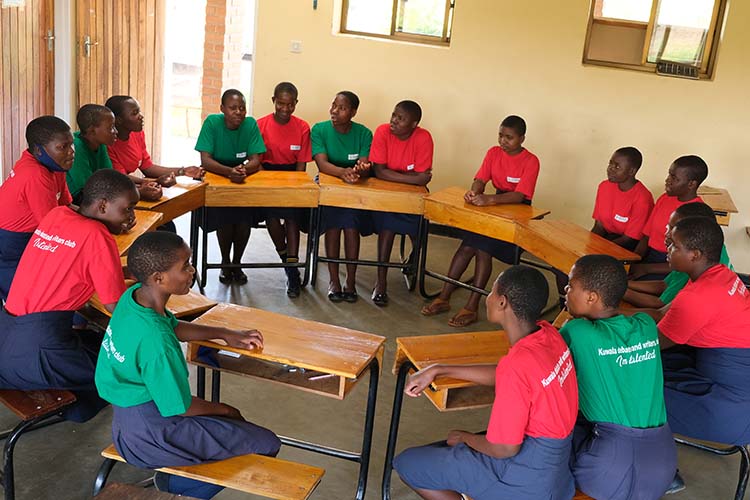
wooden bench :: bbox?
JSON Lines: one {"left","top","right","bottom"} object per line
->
{"left": 0, "top": 389, "right": 77, "bottom": 500}
{"left": 94, "top": 444, "right": 325, "bottom": 500}
{"left": 464, "top": 491, "right": 592, "bottom": 500}
{"left": 96, "top": 482, "right": 191, "bottom": 499}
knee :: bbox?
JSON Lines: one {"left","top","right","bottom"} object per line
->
{"left": 258, "top": 428, "right": 283, "bottom": 457}
{"left": 392, "top": 447, "right": 424, "bottom": 486}
{"left": 456, "top": 244, "right": 476, "bottom": 258}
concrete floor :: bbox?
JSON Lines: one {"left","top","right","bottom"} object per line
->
{"left": 0, "top": 217, "right": 743, "bottom": 499}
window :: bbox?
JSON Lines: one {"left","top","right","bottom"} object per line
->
{"left": 583, "top": 0, "right": 727, "bottom": 79}
{"left": 341, "top": 0, "right": 455, "bottom": 46}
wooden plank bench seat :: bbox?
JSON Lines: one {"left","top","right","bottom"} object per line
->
{"left": 95, "top": 482, "right": 190, "bottom": 499}
{"left": 99, "top": 444, "right": 325, "bottom": 500}
{"left": 464, "top": 491, "right": 592, "bottom": 500}
{"left": 0, "top": 389, "right": 76, "bottom": 421}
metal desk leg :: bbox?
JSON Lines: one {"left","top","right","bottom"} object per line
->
{"left": 417, "top": 220, "right": 439, "bottom": 299}
{"left": 310, "top": 206, "right": 323, "bottom": 288}
{"left": 381, "top": 361, "right": 413, "bottom": 500}
{"left": 302, "top": 207, "right": 316, "bottom": 287}
{"left": 355, "top": 358, "right": 380, "bottom": 500}
{"left": 196, "top": 366, "right": 206, "bottom": 399}
{"left": 402, "top": 217, "right": 424, "bottom": 291}
{"left": 211, "top": 370, "right": 222, "bottom": 403}
{"left": 199, "top": 207, "right": 209, "bottom": 294}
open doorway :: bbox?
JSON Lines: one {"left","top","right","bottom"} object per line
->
{"left": 160, "top": 0, "right": 256, "bottom": 167}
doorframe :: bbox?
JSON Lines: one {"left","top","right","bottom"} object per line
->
{"left": 54, "top": 0, "right": 75, "bottom": 125}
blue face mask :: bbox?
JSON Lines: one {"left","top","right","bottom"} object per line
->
{"left": 33, "top": 145, "right": 67, "bottom": 173}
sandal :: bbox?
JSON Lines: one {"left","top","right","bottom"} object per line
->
{"left": 342, "top": 288, "right": 359, "bottom": 303}
{"left": 421, "top": 299, "right": 450, "bottom": 316}
{"left": 372, "top": 290, "right": 389, "bottom": 307}
{"left": 448, "top": 308, "right": 478, "bottom": 328}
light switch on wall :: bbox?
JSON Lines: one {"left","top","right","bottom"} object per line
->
{"left": 290, "top": 40, "right": 303, "bottom": 53}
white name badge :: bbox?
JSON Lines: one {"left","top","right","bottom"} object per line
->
{"left": 236, "top": 152, "right": 247, "bottom": 159}
{"left": 614, "top": 214, "right": 629, "bottom": 223}
{"left": 406, "top": 163, "right": 415, "bottom": 171}
{"left": 290, "top": 145, "right": 301, "bottom": 151}
{"left": 507, "top": 176, "right": 521, "bottom": 183}
{"left": 56, "top": 191, "right": 62, "bottom": 201}
{"left": 347, "top": 153, "right": 359, "bottom": 160}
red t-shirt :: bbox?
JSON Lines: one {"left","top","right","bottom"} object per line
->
{"left": 659, "top": 264, "right": 750, "bottom": 348}
{"left": 108, "top": 130, "right": 154, "bottom": 175}
{"left": 369, "top": 124, "right": 433, "bottom": 173}
{"left": 257, "top": 114, "right": 312, "bottom": 166}
{"left": 592, "top": 180, "right": 654, "bottom": 240}
{"left": 474, "top": 147, "right": 540, "bottom": 200}
{"left": 486, "top": 321, "right": 578, "bottom": 445}
{"left": 0, "top": 151, "right": 72, "bottom": 233}
{"left": 6, "top": 206, "right": 126, "bottom": 315}
{"left": 642, "top": 193, "right": 702, "bottom": 253}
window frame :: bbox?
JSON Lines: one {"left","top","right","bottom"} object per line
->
{"left": 340, "top": 0, "right": 455, "bottom": 46}
{"left": 583, "top": 0, "right": 728, "bottom": 79}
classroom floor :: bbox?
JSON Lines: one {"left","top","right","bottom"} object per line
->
{"left": 0, "top": 216, "right": 743, "bottom": 500}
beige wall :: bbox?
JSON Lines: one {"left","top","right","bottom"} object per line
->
{"left": 252, "top": 0, "right": 750, "bottom": 270}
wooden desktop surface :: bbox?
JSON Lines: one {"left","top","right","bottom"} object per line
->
{"left": 423, "top": 187, "right": 550, "bottom": 242}
{"left": 190, "top": 303, "right": 385, "bottom": 380}
{"left": 516, "top": 219, "right": 640, "bottom": 273}
{"left": 698, "top": 186, "right": 738, "bottom": 226}
{"left": 317, "top": 173, "right": 427, "bottom": 214}
{"left": 203, "top": 171, "right": 319, "bottom": 208}
{"left": 114, "top": 211, "right": 163, "bottom": 256}
{"left": 136, "top": 181, "right": 206, "bottom": 224}
{"left": 394, "top": 330, "right": 509, "bottom": 411}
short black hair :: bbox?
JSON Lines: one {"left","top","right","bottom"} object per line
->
{"left": 500, "top": 115, "right": 526, "bottom": 136}
{"left": 395, "top": 100, "right": 422, "bottom": 124}
{"left": 673, "top": 155, "right": 708, "bottom": 185}
{"left": 494, "top": 265, "right": 548, "bottom": 323}
{"left": 25, "top": 116, "right": 71, "bottom": 149}
{"left": 221, "top": 88, "right": 245, "bottom": 106}
{"left": 674, "top": 201, "right": 716, "bottom": 220}
{"left": 337, "top": 91, "right": 360, "bottom": 110}
{"left": 614, "top": 146, "right": 643, "bottom": 170}
{"left": 77, "top": 104, "right": 113, "bottom": 134}
{"left": 672, "top": 216, "right": 723, "bottom": 263}
{"left": 274, "top": 82, "right": 298, "bottom": 98}
{"left": 79, "top": 169, "right": 137, "bottom": 208}
{"left": 128, "top": 232, "right": 187, "bottom": 283}
{"left": 105, "top": 95, "right": 134, "bottom": 118}
{"left": 571, "top": 255, "right": 627, "bottom": 308}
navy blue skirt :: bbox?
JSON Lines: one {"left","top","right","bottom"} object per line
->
{"left": 572, "top": 419, "right": 676, "bottom": 500}
{"left": 112, "top": 401, "right": 281, "bottom": 469}
{"left": 663, "top": 346, "right": 750, "bottom": 445}
{"left": 319, "top": 206, "right": 374, "bottom": 236}
{"left": 0, "top": 228, "right": 33, "bottom": 301}
{"left": 197, "top": 207, "right": 263, "bottom": 233}
{"left": 393, "top": 434, "right": 574, "bottom": 500}
{"left": 0, "top": 308, "right": 107, "bottom": 422}
{"left": 372, "top": 212, "right": 421, "bottom": 237}
{"left": 461, "top": 231, "right": 521, "bottom": 264}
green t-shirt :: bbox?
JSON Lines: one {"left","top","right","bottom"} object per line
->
{"left": 95, "top": 284, "right": 191, "bottom": 417}
{"left": 310, "top": 120, "right": 372, "bottom": 168}
{"left": 66, "top": 131, "right": 113, "bottom": 197}
{"left": 194, "top": 114, "right": 266, "bottom": 167}
{"left": 560, "top": 313, "right": 666, "bottom": 428}
{"left": 660, "top": 244, "right": 732, "bottom": 304}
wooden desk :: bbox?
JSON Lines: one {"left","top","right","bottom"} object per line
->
{"left": 136, "top": 181, "right": 206, "bottom": 224}
{"left": 382, "top": 331, "right": 509, "bottom": 500}
{"left": 698, "top": 186, "right": 738, "bottom": 226}
{"left": 204, "top": 171, "right": 318, "bottom": 208}
{"left": 89, "top": 285, "right": 218, "bottom": 320}
{"left": 114, "top": 211, "right": 163, "bottom": 256}
{"left": 186, "top": 303, "right": 385, "bottom": 500}
{"left": 418, "top": 187, "right": 549, "bottom": 297}
{"left": 516, "top": 219, "right": 640, "bottom": 273}
{"left": 318, "top": 173, "right": 427, "bottom": 215}
{"left": 423, "top": 187, "right": 549, "bottom": 243}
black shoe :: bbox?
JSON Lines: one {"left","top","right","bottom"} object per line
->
{"left": 153, "top": 472, "right": 171, "bottom": 492}
{"left": 219, "top": 269, "right": 232, "bottom": 284}
{"left": 286, "top": 268, "right": 301, "bottom": 298}
{"left": 328, "top": 288, "right": 344, "bottom": 303}
{"left": 665, "top": 471, "right": 686, "bottom": 495}
{"left": 372, "top": 290, "right": 389, "bottom": 307}
{"left": 342, "top": 289, "right": 359, "bottom": 303}
{"left": 233, "top": 269, "right": 248, "bottom": 284}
